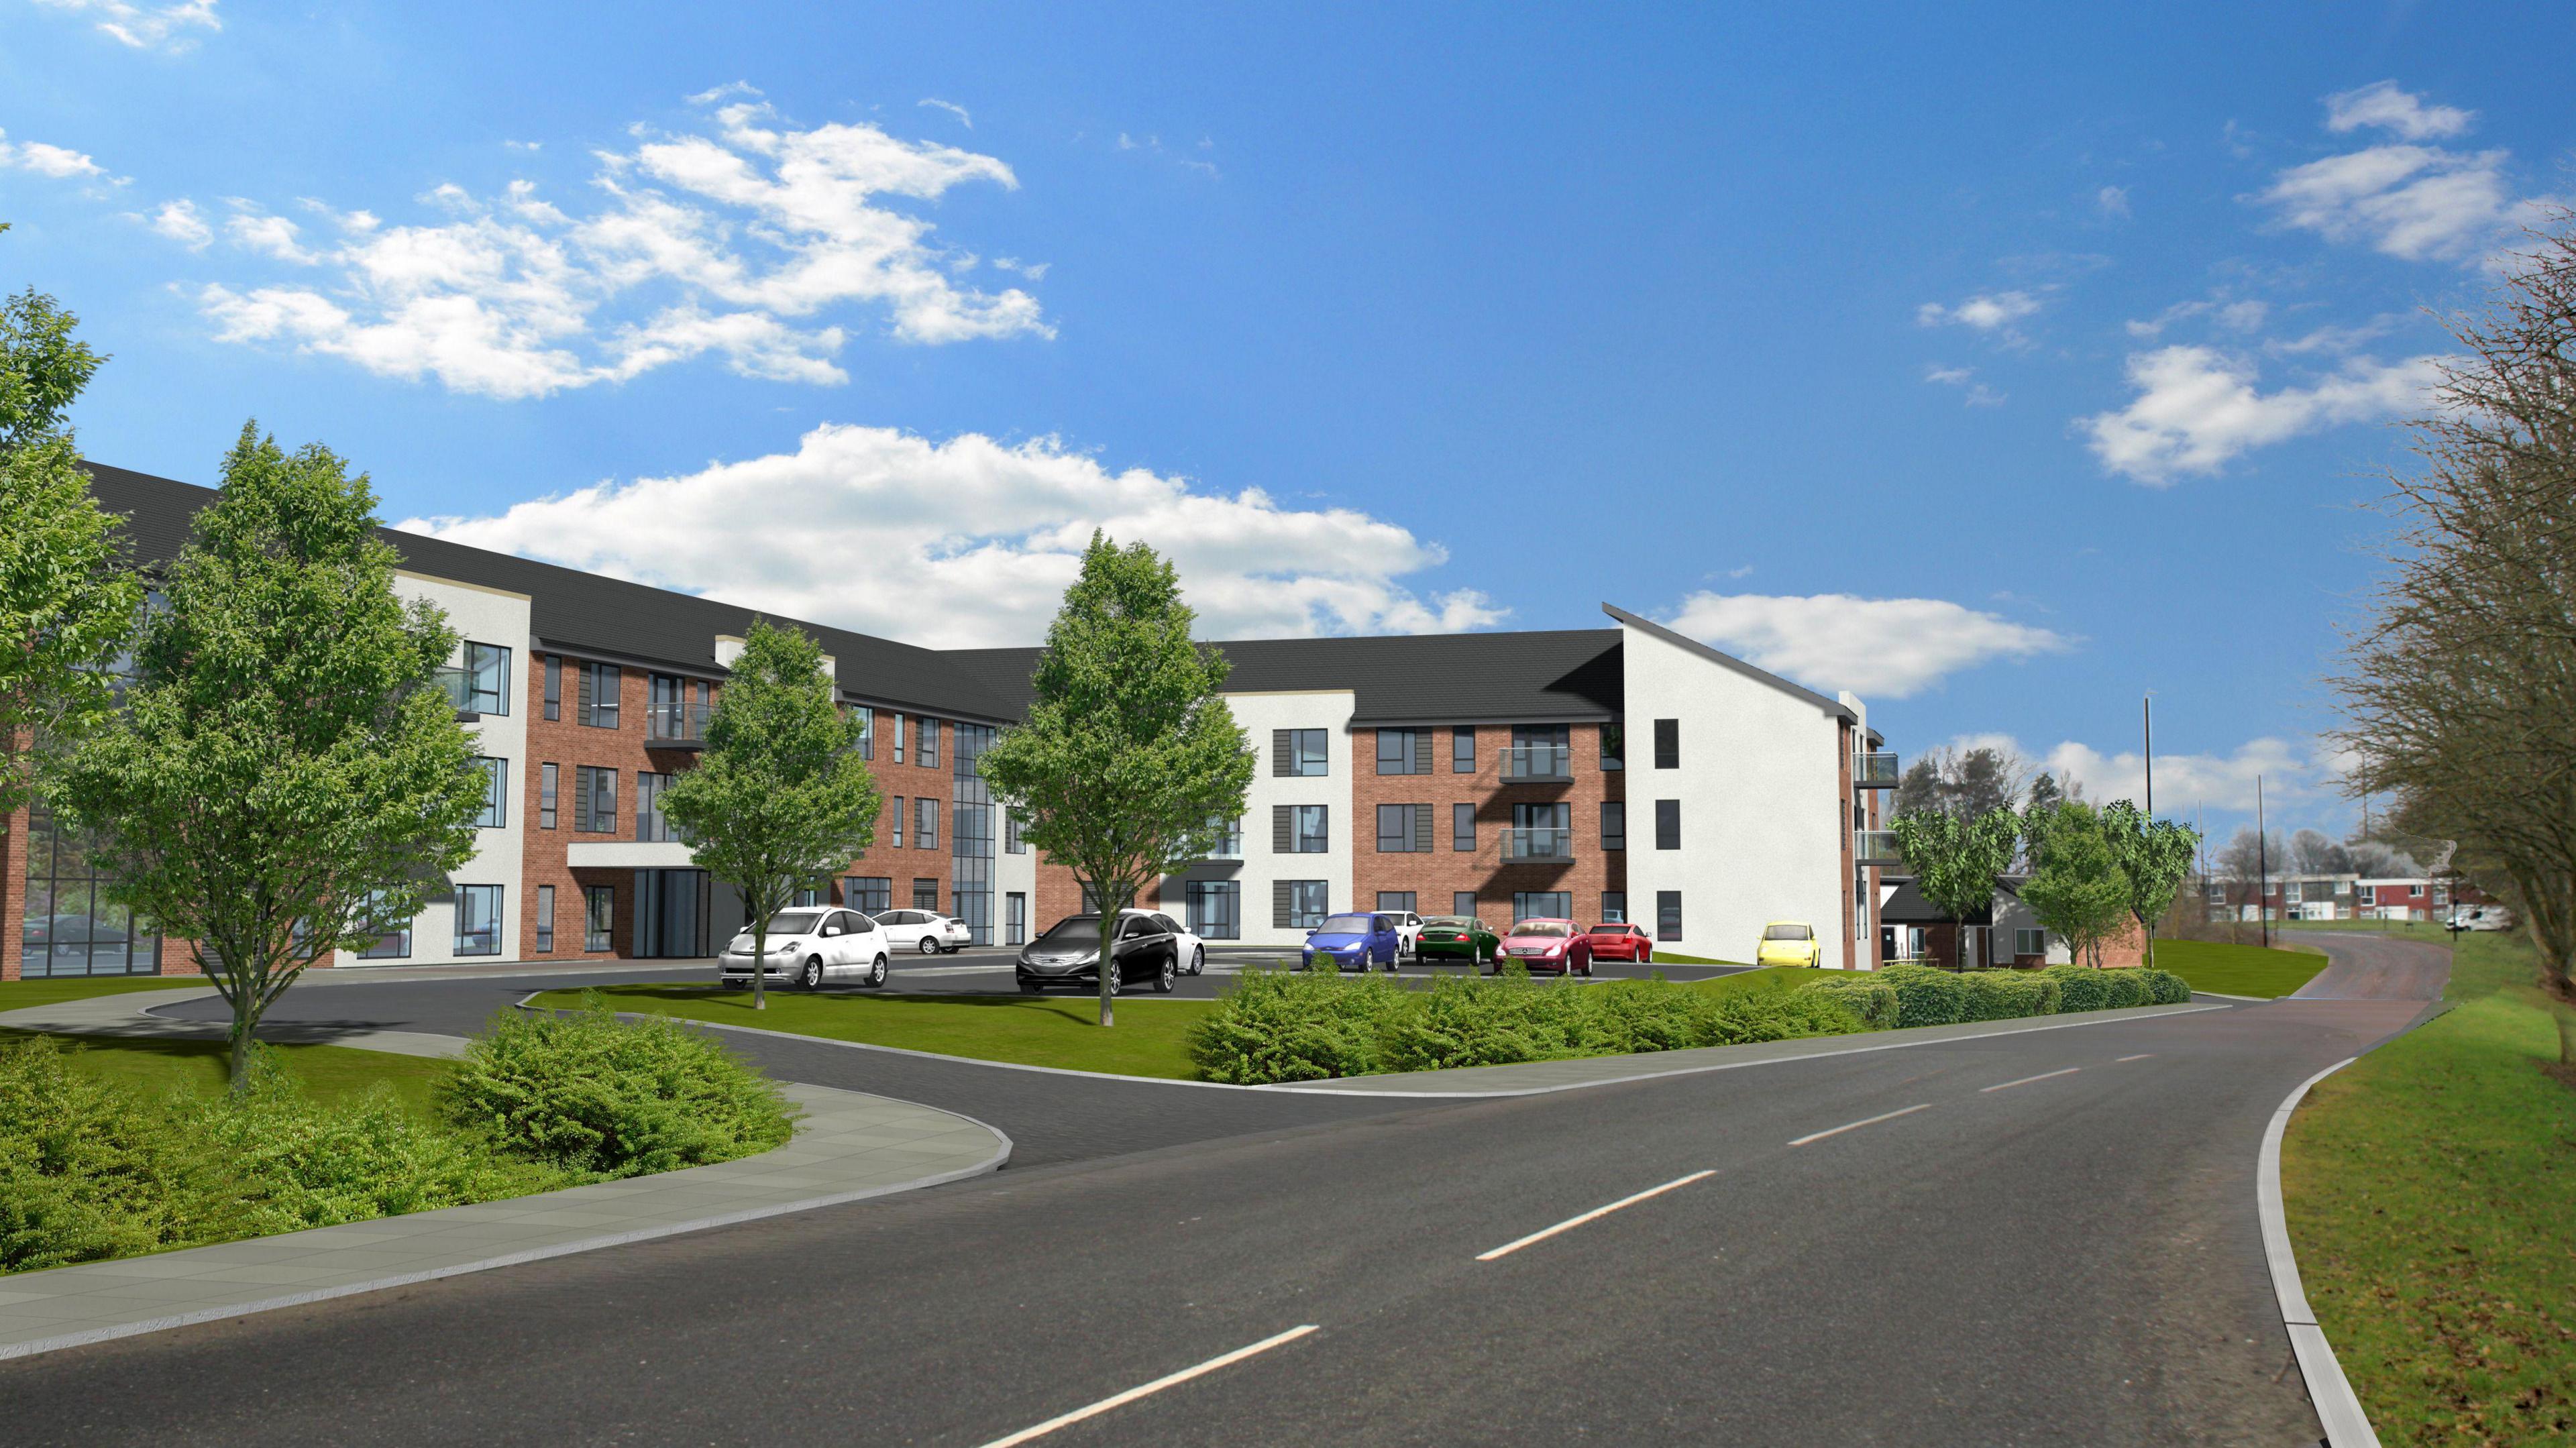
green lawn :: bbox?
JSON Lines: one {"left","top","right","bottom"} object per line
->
{"left": 537, "top": 986, "right": 1216, "bottom": 1079}
{"left": 0, "top": 1029, "right": 451, "bottom": 1117}
{"left": 2284, "top": 930, "right": 2575, "bottom": 1445}
{"left": 0, "top": 973, "right": 211, "bottom": 1009}
{"left": 2142, "top": 939, "right": 2330, "bottom": 998}
{"left": 1651, "top": 950, "right": 1757, "bottom": 967}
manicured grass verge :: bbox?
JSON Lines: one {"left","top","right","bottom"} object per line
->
{"left": 534, "top": 986, "right": 1217, "bottom": 1080}
{"left": 2143, "top": 939, "right": 2331, "bottom": 999}
{"left": 0, "top": 1029, "right": 451, "bottom": 1119}
{"left": 0, "top": 974, "right": 213, "bottom": 1009}
{"left": 2284, "top": 932, "right": 2575, "bottom": 1445}
{"left": 1650, "top": 951, "right": 1757, "bottom": 967}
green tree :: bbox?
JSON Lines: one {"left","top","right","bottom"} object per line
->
{"left": 57, "top": 425, "right": 490, "bottom": 1089}
{"left": 1890, "top": 806, "right": 2022, "bottom": 971}
{"left": 2100, "top": 799, "right": 2198, "bottom": 968}
{"left": 655, "top": 618, "right": 879, "bottom": 1011}
{"left": 978, "top": 533, "right": 1255, "bottom": 1027}
{"left": 0, "top": 230, "right": 142, "bottom": 845}
{"left": 2019, "top": 801, "right": 2133, "bottom": 968}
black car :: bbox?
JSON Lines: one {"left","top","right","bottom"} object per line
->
{"left": 1016, "top": 910, "right": 1181, "bottom": 995}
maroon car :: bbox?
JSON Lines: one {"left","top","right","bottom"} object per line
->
{"left": 1496, "top": 917, "right": 1595, "bottom": 977}
{"left": 1583, "top": 922, "right": 1652, "bottom": 964}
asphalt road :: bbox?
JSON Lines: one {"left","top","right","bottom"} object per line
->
{"left": 2279, "top": 928, "right": 2455, "bottom": 1001}
{"left": 12, "top": 936, "right": 2445, "bottom": 1445}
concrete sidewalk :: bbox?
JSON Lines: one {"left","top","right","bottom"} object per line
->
{"left": 0, "top": 987, "right": 467, "bottom": 1058}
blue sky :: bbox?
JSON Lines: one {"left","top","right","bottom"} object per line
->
{"left": 3, "top": 1, "right": 2565, "bottom": 842}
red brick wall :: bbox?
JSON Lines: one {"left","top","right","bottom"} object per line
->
{"left": 1350, "top": 724, "right": 1626, "bottom": 932}
{"left": 1, "top": 803, "right": 23, "bottom": 981}
{"left": 835, "top": 712, "right": 955, "bottom": 913}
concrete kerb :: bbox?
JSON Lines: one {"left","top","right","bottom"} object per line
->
{"left": 2259, "top": 1058, "right": 2380, "bottom": 1447}
{"left": 0, "top": 993, "right": 1012, "bottom": 1363}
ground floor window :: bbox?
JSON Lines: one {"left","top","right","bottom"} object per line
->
{"left": 1601, "top": 891, "right": 1625, "bottom": 924}
{"left": 2014, "top": 928, "right": 2047, "bottom": 958}
{"left": 535, "top": 884, "right": 555, "bottom": 953}
{"left": 1275, "top": 879, "right": 1328, "bottom": 930}
{"left": 16, "top": 806, "right": 160, "bottom": 977}
{"left": 843, "top": 876, "right": 892, "bottom": 914}
{"left": 453, "top": 885, "right": 503, "bottom": 956}
{"left": 913, "top": 877, "right": 940, "bottom": 911}
{"left": 1005, "top": 892, "right": 1028, "bottom": 946}
{"left": 1187, "top": 880, "right": 1240, "bottom": 940}
{"left": 791, "top": 884, "right": 824, "bottom": 908}
{"left": 1512, "top": 891, "right": 1570, "bottom": 922}
{"left": 1656, "top": 890, "right": 1683, "bottom": 941}
{"left": 584, "top": 885, "right": 615, "bottom": 952}
{"left": 1375, "top": 891, "right": 1416, "bottom": 915}
{"left": 357, "top": 889, "right": 410, "bottom": 960}
{"left": 634, "top": 870, "right": 710, "bottom": 958}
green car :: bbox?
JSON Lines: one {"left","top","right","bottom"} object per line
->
{"left": 1414, "top": 914, "right": 1501, "bottom": 966}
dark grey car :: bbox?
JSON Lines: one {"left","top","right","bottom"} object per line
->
{"left": 1015, "top": 911, "right": 1181, "bottom": 995}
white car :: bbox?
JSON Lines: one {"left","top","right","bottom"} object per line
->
{"left": 1385, "top": 910, "right": 1424, "bottom": 958}
{"left": 1150, "top": 909, "right": 1207, "bottom": 975}
{"left": 874, "top": 907, "right": 973, "bottom": 955}
{"left": 720, "top": 908, "right": 889, "bottom": 990}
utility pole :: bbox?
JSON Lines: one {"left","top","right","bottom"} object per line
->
{"left": 2257, "top": 773, "right": 2271, "bottom": 950}
{"left": 2142, "top": 692, "right": 2154, "bottom": 818}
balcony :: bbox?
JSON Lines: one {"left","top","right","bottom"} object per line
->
{"left": 1504, "top": 826, "right": 1575, "bottom": 863}
{"left": 428, "top": 665, "right": 480, "bottom": 720}
{"left": 1854, "top": 752, "right": 1901, "bottom": 789}
{"left": 1854, "top": 830, "right": 1903, "bottom": 867}
{"left": 646, "top": 701, "right": 714, "bottom": 748}
{"left": 1501, "top": 743, "right": 1574, "bottom": 782}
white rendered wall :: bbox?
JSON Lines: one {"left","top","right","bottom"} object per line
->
{"left": 1617, "top": 624, "right": 1854, "bottom": 968}
{"left": 1222, "top": 690, "right": 1356, "bottom": 949}
{"left": 994, "top": 805, "right": 1039, "bottom": 944}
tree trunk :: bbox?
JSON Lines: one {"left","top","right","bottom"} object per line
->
{"left": 751, "top": 917, "right": 767, "bottom": 1011}
{"left": 228, "top": 1021, "right": 253, "bottom": 1093}
{"left": 1099, "top": 885, "right": 1124, "bottom": 1029}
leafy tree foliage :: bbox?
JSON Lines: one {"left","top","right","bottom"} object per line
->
{"left": 2021, "top": 801, "right": 2133, "bottom": 968}
{"left": 655, "top": 618, "right": 879, "bottom": 1011}
{"left": 2101, "top": 800, "right": 2199, "bottom": 966}
{"left": 56, "top": 426, "right": 487, "bottom": 1089}
{"left": 1890, "top": 807, "right": 2022, "bottom": 971}
{"left": 978, "top": 533, "right": 1254, "bottom": 1027}
{"left": 1893, "top": 744, "right": 2028, "bottom": 822}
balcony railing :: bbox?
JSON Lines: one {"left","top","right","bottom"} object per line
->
{"left": 646, "top": 702, "right": 714, "bottom": 747}
{"left": 1854, "top": 752, "right": 1901, "bottom": 788}
{"left": 1501, "top": 743, "right": 1574, "bottom": 781}
{"left": 1504, "top": 826, "right": 1575, "bottom": 863}
{"left": 1855, "top": 830, "right": 1903, "bottom": 866}
{"left": 428, "top": 665, "right": 480, "bottom": 719}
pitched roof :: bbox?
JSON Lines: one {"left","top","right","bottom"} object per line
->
{"left": 1599, "top": 602, "right": 1855, "bottom": 721}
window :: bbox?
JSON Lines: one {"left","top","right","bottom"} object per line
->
{"left": 463, "top": 642, "right": 511, "bottom": 716}
{"left": 1601, "top": 800, "right": 1626, "bottom": 850}
{"left": 574, "top": 767, "right": 619, "bottom": 834}
{"left": 843, "top": 877, "right": 892, "bottom": 913}
{"left": 358, "top": 891, "right": 410, "bottom": 960}
{"left": 792, "top": 885, "right": 825, "bottom": 909}
{"left": 1377, "top": 891, "right": 1417, "bottom": 915}
{"left": 1654, "top": 799, "right": 1680, "bottom": 850}
{"left": 1272, "top": 803, "right": 1329, "bottom": 852}
{"left": 1452, "top": 802, "right": 1477, "bottom": 852}
{"left": 2284, "top": 880, "right": 2304, "bottom": 904}
{"left": 1453, "top": 891, "right": 1479, "bottom": 918}
{"left": 1601, "top": 891, "right": 1626, "bottom": 924}
{"left": 916, "top": 797, "right": 938, "bottom": 850}
{"left": 1452, "top": 726, "right": 1476, "bottom": 773}
{"left": 1377, "top": 803, "right": 1432, "bottom": 852}
{"left": 1377, "top": 727, "right": 1431, "bottom": 775}
{"left": 1273, "top": 728, "right": 1329, "bottom": 777}
{"left": 1275, "top": 880, "right": 1329, "bottom": 930}
{"left": 919, "top": 718, "right": 939, "bottom": 769}
{"left": 472, "top": 757, "right": 507, "bottom": 828}
{"left": 581, "top": 662, "right": 621, "bottom": 728}
{"left": 1512, "top": 891, "right": 1571, "bottom": 922}
{"left": 1006, "top": 892, "right": 1028, "bottom": 945}
{"left": 852, "top": 705, "right": 874, "bottom": 761}
{"left": 543, "top": 655, "right": 561, "bottom": 721}
{"left": 2014, "top": 928, "right": 2047, "bottom": 958}
{"left": 1509, "top": 724, "right": 1571, "bottom": 778}
{"left": 648, "top": 673, "right": 710, "bottom": 742}
{"left": 539, "top": 763, "right": 558, "bottom": 830}
{"left": 891, "top": 797, "right": 904, "bottom": 848}
{"left": 636, "top": 772, "right": 678, "bottom": 842}
{"left": 1600, "top": 723, "right": 1624, "bottom": 771}
{"left": 584, "top": 885, "right": 615, "bottom": 952}
{"left": 1656, "top": 890, "right": 1683, "bottom": 940}
{"left": 1511, "top": 801, "right": 1570, "bottom": 860}
{"left": 535, "top": 884, "right": 555, "bottom": 953}
{"left": 453, "top": 885, "right": 503, "bottom": 957}
{"left": 892, "top": 713, "right": 907, "bottom": 765}
{"left": 1004, "top": 811, "right": 1026, "bottom": 854}
{"left": 1653, "top": 718, "right": 1678, "bottom": 769}
{"left": 1187, "top": 880, "right": 1240, "bottom": 940}
{"left": 913, "top": 878, "right": 940, "bottom": 911}
{"left": 2358, "top": 885, "right": 2377, "bottom": 907}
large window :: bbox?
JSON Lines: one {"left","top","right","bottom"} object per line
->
{"left": 464, "top": 642, "right": 511, "bottom": 716}
{"left": 648, "top": 673, "right": 710, "bottom": 742}
{"left": 1654, "top": 799, "right": 1680, "bottom": 850}
{"left": 951, "top": 722, "right": 994, "bottom": 945}
{"left": 1509, "top": 724, "right": 1571, "bottom": 777}
{"left": 1652, "top": 718, "right": 1678, "bottom": 769}
{"left": 581, "top": 662, "right": 621, "bottom": 729}
{"left": 1601, "top": 891, "right": 1627, "bottom": 924}
{"left": 1376, "top": 727, "right": 1431, "bottom": 775}
{"left": 1276, "top": 804, "right": 1330, "bottom": 853}
{"left": 843, "top": 876, "right": 894, "bottom": 913}
{"left": 574, "top": 766, "right": 619, "bottom": 834}
{"left": 1512, "top": 891, "right": 1571, "bottom": 922}
{"left": 913, "top": 878, "right": 941, "bottom": 911}
{"left": 472, "top": 757, "right": 508, "bottom": 828}
{"left": 358, "top": 889, "right": 410, "bottom": 960}
{"left": 1377, "top": 891, "right": 1417, "bottom": 915}
{"left": 1600, "top": 723, "right": 1624, "bottom": 771}
{"left": 1453, "top": 891, "right": 1479, "bottom": 918}
{"left": 1452, "top": 802, "right": 1477, "bottom": 852}
{"left": 635, "top": 771, "right": 679, "bottom": 842}
{"left": 17, "top": 807, "right": 160, "bottom": 977}
{"left": 1377, "top": 803, "right": 1431, "bottom": 852}
{"left": 1275, "top": 880, "right": 1329, "bottom": 930}
{"left": 535, "top": 884, "right": 555, "bottom": 954}
{"left": 539, "top": 763, "right": 558, "bottom": 829}
{"left": 1004, "top": 811, "right": 1026, "bottom": 854}
{"left": 584, "top": 885, "right": 616, "bottom": 952}
{"left": 1601, "top": 800, "right": 1626, "bottom": 851}
{"left": 1194, "top": 815, "right": 1242, "bottom": 859}
{"left": 2014, "top": 928, "right": 2047, "bottom": 958}
{"left": 1187, "top": 880, "right": 1240, "bottom": 940}
{"left": 1452, "top": 726, "right": 1477, "bottom": 773}
{"left": 453, "top": 885, "right": 503, "bottom": 957}
{"left": 1273, "top": 728, "right": 1329, "bottom": 777}
{"left": 1656, "top": 890, "right": 1682, "bottom": 941}
{"left": 1511, "top": 802, "right": 1571, "bottom": 860}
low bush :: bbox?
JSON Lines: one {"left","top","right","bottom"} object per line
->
{"left": 0, "top": 1036, "right": 207, "bottom": 1272}
{"left": 2043, "top": 964, "right": 2112, "bottom": 1013}
{"left": 1876, "top": 965, "right": 1971, "bottom": 1028}
{"left": 1960, "top": 970, "right": 2057, "bottom": 1021}
{"left": 2145, "top": 969, "right": 2192, "bottom": 1005}
{"left": 1799, "top": 974, "right": 1901, "bottom": 1030}
{"left": 440, "top": 995, "right": 798, "bottom": 1177}
{"left": 1188, "top": 968, "right": 1399, "bottom": 1084}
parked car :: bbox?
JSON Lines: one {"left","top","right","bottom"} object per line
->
{"left": 1415, "top": 914, "right": 1502, "bottom": 966}
{"left": 1302, "top": 913, "right": 1401, "bottom": 972}
{"left": 1015, "top": 910, "right": 1181, "bottom": 994}
{"left": 2449, "top": 904, "right": 2514, "bottom": 932}
{"left": 1756, "top": 921, "right": 1821, "bottom": 967}
{"left": 1497, "top": 917, "right": 1593, "bottom": 976}
{"left": 720, "top": 908, "right": 890, "bottom": 990}
{"left": 1150, "top": 909, "right": 1208, "bottom": 975}
{"left": 1584, "top": 922, "right": 1653, "bottom": 964}
{"left": 874, "top": 908, "right": 973, "bottom": 955}
{"left": 1381, "top": 909, "right": 1425, "bottom": 957}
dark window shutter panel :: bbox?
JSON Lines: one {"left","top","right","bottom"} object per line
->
{"left": 1273, "top": 880, "right": 1292, "bottom": 929}
{"left": 577, "top": 663, "right": 592, "bottom": 723}
{"left": 1272, "top": 730, "right": 1291, "bottom": 777}
{"left": 1273, "top": 805, "right": 1292, "bottom": 854}
{"left": 574, "top": 767, "right": 591, "bottom": 832}
{"left": 1414, "top": 804, "right": 1432, "bottom": 852}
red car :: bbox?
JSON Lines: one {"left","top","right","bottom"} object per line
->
{"left": 1495, "top": 917, "right": 1595, "bottom": 976}
{"left": 1584, "top": 922, "right": 1652, "bottom": 964}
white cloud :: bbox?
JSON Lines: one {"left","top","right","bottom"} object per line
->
{"left": 1953, "top": 732, "right": 2316, "bottom": 815}
{"left": 1921, "top": 363, "right": 2003, "bottom": 407}
{"left": 2082, "top": 345, "right": 2445, "bottom": 485}
{"left": 2096, "top": 185, "right": 2131, "bottom": 219}
{"left": 396, "top": 423, "right": 1503, "bottom": 647}
{"left": 31, "top": 0, "right": 218, "bottom": 50}
{"left": 144, "top": 197, "right": 211, "bottom": 247}
{"left": 187, "top": 90, "right": 1050, "bottom": 398}
{"left": 918, "top": 98, "right": 973, "bottom": 129}
{"left": 1922, "top": 364, "right": 1973, "bottom": 386}
{"left": 1916, "top": 290, "right": 2042, "bottom": 331}
{"left": 0, "top": 129, "right": 105, "bottom": 178}
{"left": 2324, "top": 80, "right": 2473, "bottom": 142}
{"left": 1660, "top": 593, "right": 2071, "bottom": 700}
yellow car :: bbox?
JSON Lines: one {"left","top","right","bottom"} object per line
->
{"left": 1756, "top": 921, "right": 1821, "bottom": 967}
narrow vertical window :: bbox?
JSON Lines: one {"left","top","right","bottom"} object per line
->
{"left": 584, "top": 885, "right": 615, "bottom": 952}
{"left": 892, "top": 796, "right": 904, "bottom": 848}
{"left": 1600, "top": 723, "right": 1624, "bottom": 771}
{"left": 1656, "top": 891, "right": 1682, "bottom": 940}
{"left": 1601, "top": 800, "right": 1626, "bottom": 850}
{"left": 920, "top": 718, "right": 939, "bottom": 769}
{"left": 453, "top": 885, "right": 502, "bottom": 956}
{"left": 1654, "top": 799, "right": 1680, "bottom": 850}
{"left": 1652, "top": 718, "right": 1678, "bottom": 769}
{"left": 1452, "top": 803, "right": 1477, "bottom": 852}
{"left": 472, "top": 757, "right": 507, "bottom": 828}
{"left": 535, "top": 884, "right": 555, "bottom": 952}
{"left": 917, "top": 797, "right": 938, "bottom": 850}
{"left": 539, "top": 763, "right": 557, "bottom": 829}
{"left": 892, "top": 714, "right": 906, "bottom": 765}
{"left": 543, "top": 655, "right": 561, "bottom": 721}
{"left": 1452, "top": 726, "right": 1476, "bottom": 773}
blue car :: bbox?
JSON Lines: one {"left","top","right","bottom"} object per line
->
{"left": 1302, "top": 912, "right": 1401, "bottom": 972}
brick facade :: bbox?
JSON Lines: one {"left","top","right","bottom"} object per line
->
{"left": 1349, "top": 724, "right": 1627, "bottom": 930}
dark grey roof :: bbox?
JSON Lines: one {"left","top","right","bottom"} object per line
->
{"left": 945, "top": 628, "right": 1623, "bottom": 727}
{"left": 1878, "top": 875, "right": 2023, "bottom": 926}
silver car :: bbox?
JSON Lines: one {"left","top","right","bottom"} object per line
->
{"left": 719, "top": 908, "right": 890, "bottom": 990}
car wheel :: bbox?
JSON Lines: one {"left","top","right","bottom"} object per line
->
{"left": 1106, "top": 968, "right": 1123, "bottom": 997}
{"left": 869, "top": 954, "right": 888, "bottom": 988}
{"left": 1018, "top": 978, "right": 1042, "bottom": 995}
{"left": 917, "top": 936, "right": 940, "bottom": 956}
{"left": 943, "top": 944, "right": 961, "bottom": 954}
{"left": 1189, "top": 946, "right": 1205, "bottom": 977}
{"left": 800, "top": 957, "right": 824, "bottom": 991}
{"left": 1155, "top": 956, "right": 1177, "bottom": 993}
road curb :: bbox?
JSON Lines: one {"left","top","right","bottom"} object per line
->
{"left": 2259, "top": 1057, "right": 2380, "bottom": 1448}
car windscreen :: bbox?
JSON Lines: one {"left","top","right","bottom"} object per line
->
{"left": 1511, "top": 921, "right": 1570, "bottom": 938}
{"left": 1034, "top": 917, "right": 1101, "bottom": 947}
{"left": 1424, "top": 917, "right": 1476, "bottom": 929}
{"left": 1316, "top": 914, "right": 1375, "bottom": 934}
{"left": 764, "top": 911, "right": 824, "bottom": 935}
{"left": 1763, "top": 924, "right": 1813, "bottom": 941}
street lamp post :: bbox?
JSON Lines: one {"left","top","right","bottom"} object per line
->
{"left": 2257, "top": 773, "right": 2270, "bottom": 950}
